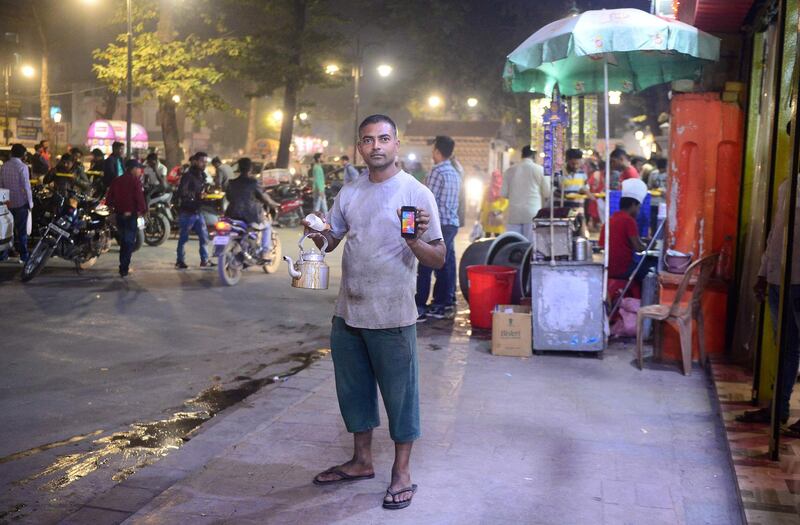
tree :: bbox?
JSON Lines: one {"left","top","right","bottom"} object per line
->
{"left": 92, "top": 1, "right": 243, "bottom": 167}
{"left": 223, "top": 0, "right": 342, "bottom": 168}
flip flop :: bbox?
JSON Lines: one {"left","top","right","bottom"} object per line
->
{"left": 735, "top": 408, "right": 787, "bottom": 425}
{"left": 383, "top": 484, "right": 418, "bottom": 510}
{"left": 312, "top": 467, "right": 375, "bottom": 486}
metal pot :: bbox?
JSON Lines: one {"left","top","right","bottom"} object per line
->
{"left": 573, "top": 237, "right": 589, "bottom": 261}
{"left": 664, "top": 250, "right": 692, "bottom": 274}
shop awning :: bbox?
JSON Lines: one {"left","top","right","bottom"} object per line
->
{"left": 677, "top": 0, "right": 755, "bottom": 33}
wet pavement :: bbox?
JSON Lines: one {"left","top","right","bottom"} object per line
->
{"left": 0, "top": 227, "right": 338, "bottom": 523}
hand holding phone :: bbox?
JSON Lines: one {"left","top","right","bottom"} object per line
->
{"left": 400, "top": 206, "right": 417, "bottom": 239}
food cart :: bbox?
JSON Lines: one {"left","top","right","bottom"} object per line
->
{"left": 503, "top": 8, "right": 720, "bottom": 354}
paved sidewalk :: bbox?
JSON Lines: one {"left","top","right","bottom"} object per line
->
{"left": 66, "top": 324, "right": 743, "bottom": 525}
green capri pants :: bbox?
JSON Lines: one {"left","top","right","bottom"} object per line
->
{"left": 330, "top": 316, "right": 420, "bottom": 443}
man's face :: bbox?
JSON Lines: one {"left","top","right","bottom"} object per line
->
{"left": 147, "top": 158, "right": 157, "bottom": 168}
{"left": 566, "top": 158, "right": 582, "bottom": 173}
{"left": 113, "top": 144, "right": 123, "bottom": 156}
{"left": 357, "top": 122, "right": 398, "bottom": 170}
{"left": 196, "top": 156, "right": 208, "bottom": 171}
{"left": 42, "top": 141, "right": 49, "bottom": 151}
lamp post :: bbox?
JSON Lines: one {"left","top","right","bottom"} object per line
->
{"left": 3, "top": 63, "right": 35, "bottom": 145}
{"left": 125, "top": 0, "right": 133, "bottom": 159}
{"left": 53, "top": 111, "right": 62, "bottom": 155}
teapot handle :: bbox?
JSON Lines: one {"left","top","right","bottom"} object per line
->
{"left": 299, "top": 232, "right": 328, "bottom": 254}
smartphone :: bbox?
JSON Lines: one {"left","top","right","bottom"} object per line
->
{"left": 400, "top": 206, "right": 417, "bottom": 239}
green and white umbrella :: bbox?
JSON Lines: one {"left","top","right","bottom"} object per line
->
{"left": 503, "top": 8, "right": 719, "bottom": 302}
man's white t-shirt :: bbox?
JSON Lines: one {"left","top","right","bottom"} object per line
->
{"left": 329, "top": 170, "right": 443, "bottom": 329}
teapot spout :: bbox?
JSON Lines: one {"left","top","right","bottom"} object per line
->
{"left": 283, "top": 256, "right": 301, "bottom": 278}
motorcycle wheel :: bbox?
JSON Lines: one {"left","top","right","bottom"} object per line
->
{"left": 262, "top": 234, "right": 282, "bottom": 274}
{"left": 144, "top": 214, "right": 170, "bottom": 246}
{"left": 21, "top": 240, "right": 54, "bottom": 283}
{"left": 218, "top": 241, "right": 243, "bottom": 286}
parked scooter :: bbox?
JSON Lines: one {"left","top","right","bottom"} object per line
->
{"left": 21, "top": 192, "right": 112, "bottom": 282}
{"left": 144, "top": 189, "right": 174, "bottom": 246}
{"left": 267, "top": 184, "right": 305, "bottom": 228}
{"left": 212, "top": 209, "right": 282, "bottom": 286}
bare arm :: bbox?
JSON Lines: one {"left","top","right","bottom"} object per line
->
{"left": 302, "top": 212, "right": 342, "bottom": 253}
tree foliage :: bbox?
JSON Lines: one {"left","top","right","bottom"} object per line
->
{"left": 93, "top": 32, "right": 244, "bottom": 119}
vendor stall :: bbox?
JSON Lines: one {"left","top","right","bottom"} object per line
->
{"left": 503, "top": 8, "right": 720, "bottom": 353}
{"left": 86, "top": 120, "right": 149, "bottom": 155}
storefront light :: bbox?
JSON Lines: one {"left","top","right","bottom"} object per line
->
{"left": 608, "top": 91, "right": 622, "bottom": 105}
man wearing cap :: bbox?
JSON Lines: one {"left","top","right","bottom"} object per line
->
{"left": 607, "top": 178, "right": 653, "bottom": 282}
{"left": 106, "top": 159, "right": 147, "bottom": 277}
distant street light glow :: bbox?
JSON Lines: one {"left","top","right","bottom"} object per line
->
{"left": 21, "top": 65, "right": 35, "bottom": 78}
{"left": 298, "top": 112, "right": 308, "bottom": 121}
{"left": 634, "top": 130, "right": 644, "bottom": 140}
{"left": 427, "top": 95, "right": 443, "bottom": 108}
{"left": 325, "top": 64, "right": 340, "bottom": 75}
{"left": 172, "top": 94, "right": 181, "bottom": 104}
{"left": 270, "top": 110, "right": 283, "bottom": 124}
{"left": 608, "top": 91, "right": 622, "bottom": 105}
{"left": 376, "top": 64, "right": 393, "bottom": 77}
{"left": 408, "top": 153, "right": 417, "bottom": 161}
{"left": 53, "top": 112, "right": 62, "bottom": 124}
{"left": 322, "top": 140, "right": 329, "bottom": 147}
{"left": 467, "top": 97, "right": 478, "bottom": 108}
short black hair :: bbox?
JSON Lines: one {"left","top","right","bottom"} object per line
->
{"left": 146, "top": 152, "right": 158, "bottom": 162}
{"left": 313, "top": 153, "right": 322, "bottom": 162}
{"left": 521, "top": 145, "right": 534, "bottom": 158}
{"left": 620, "top": 197, "right": 640, "bottom": 210}
{"left": 238, "top": 157, "right": 252, "bottom": 175}
{"left": 59, "top": 153, "right": 73, "bottom": 164}
{"left": 91, "top": 148, "right": 104, "bottom": 157}
{"left": 69, "top": 147, "right": 83, "bottom": 156}
{"left": 656, "top": 158, "right": 668, "bottom": 171}
{"left": 211, "top": 156, "right": 221, "bottom": 164}
{"left": 358, "top": 114, "right": 397, "bottom": 137}
{"left": 195, "top": 151, "right": 208, "bottom": 159}
{"left": 566, "top": 148, "right": 583, "bottom": 160}
{"left": 433, "top": 136, "right": 455, "bottom": 158}
{"left": 340, "top": 155, "right": 349, "bottom": 162}
{"left": 610, "top": 148, "right": 628, "bottom": 160}
{"left": 112, "top": 141, "right": 124, "bottom": 149}
{"left": 10, "top": 144, "right": 26, "bottom": 158}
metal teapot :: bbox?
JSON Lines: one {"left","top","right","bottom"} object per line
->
{"left": 283, "top": 233, "right": 329, "bottom": 290}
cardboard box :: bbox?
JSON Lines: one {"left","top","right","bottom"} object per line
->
{"left": 491, "top": 305, "right": 532, "bottom": 357}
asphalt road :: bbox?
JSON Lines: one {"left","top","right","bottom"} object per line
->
{"left": 0, "top": 226, "right": 342, "bottom": 523}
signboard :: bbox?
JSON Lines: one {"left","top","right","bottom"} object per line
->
{"left": 1, "top": 99, "right": 22, "bottom": 118}
{"left": 16, "top": 119, "right": 40, "bottom": 141}
{"left": 542, "top": 88, "right": 568, "bottom": 178}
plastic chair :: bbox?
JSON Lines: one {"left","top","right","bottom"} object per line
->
{"left": 635, "top": 254, "right": 719, "bottom": 375}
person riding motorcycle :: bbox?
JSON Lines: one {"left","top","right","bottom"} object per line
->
{"left": 224, "top": 157, "right": 279, "bottom": 257}
{"left": 44, "top": 154, "right": 79, "bottom": 194}
{"left": 143, "top": 152, "right": 169, "bottom": 200}
{"left": 69, "top": 147, "right": 93, "bottom": 194}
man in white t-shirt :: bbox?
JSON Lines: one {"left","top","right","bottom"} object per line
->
{"left": 305, "top": 114, "right": 444, "bottom": 510}
{"left": 501, "top": 145, "right": 551, "bottom": 241}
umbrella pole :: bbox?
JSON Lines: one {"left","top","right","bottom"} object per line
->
{"left": 603, "top": 58, "right": 610, "bottom": 302}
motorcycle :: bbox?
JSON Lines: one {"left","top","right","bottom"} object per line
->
{"left": 21, "top": 193, "right": 111, "bottom": 282}
{"left": 212, "top": 209, "right": 282, "bottom": 286}
{"left": 144, "top": 188, "right": 174, "bottom": 246}
{"left": 267, "top": 184, "right": 305, "bottom": 228}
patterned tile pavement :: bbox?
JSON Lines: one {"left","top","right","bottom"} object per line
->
{"left": 710, "top": 359, "right": 800, "bottom": 524}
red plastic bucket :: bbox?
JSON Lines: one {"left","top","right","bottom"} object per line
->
{"left": 466, "top": 265, "right": 518, "bottom": 329}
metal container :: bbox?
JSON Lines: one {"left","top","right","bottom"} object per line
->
{"left": 573, "top": 237, "right": 589, "bottom": 261}
{"left": 530, "top": 261, "right": 605, "bottom": 352}
{"left": 283, "top": 233, "right": 329, "bottom": 290}
{"left": 531, "top": 218, "right": 575, "bottom": 259}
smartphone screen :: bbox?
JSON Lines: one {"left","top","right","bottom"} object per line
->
{"left": 401, "top": 207, "right": 417, "bottom": 238}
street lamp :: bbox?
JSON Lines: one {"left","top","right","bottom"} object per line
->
{"left": 269, "top": 110, "right": 283, "bottom": 124}
{"left": 3, "top": 60, "right": 36, "bottom": 145}
{"left": 298, "top": 112, "right": 308, "bottom": 121}
{"left": 428, "top": 95, "right": 443, "bottom": 109}
{"left": 21, "top": 65, "right": 35, "bottom": 78}
{"left": 376, "top": 64, "right": 393, "bottom": 78}
{"left": 466, "top": 97, "right": 478, "bottom": 108}
{"left": 608, "top": 91, "right": 622, "bottom": 105}
{"left": 53, "top": 111, "right": 62, "bottom": 155}
{"left": 325, "top": 64, "right": 340, "bottom": 75}
{"left": 171, "top": 94, "right": 181, "bottom": 104}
